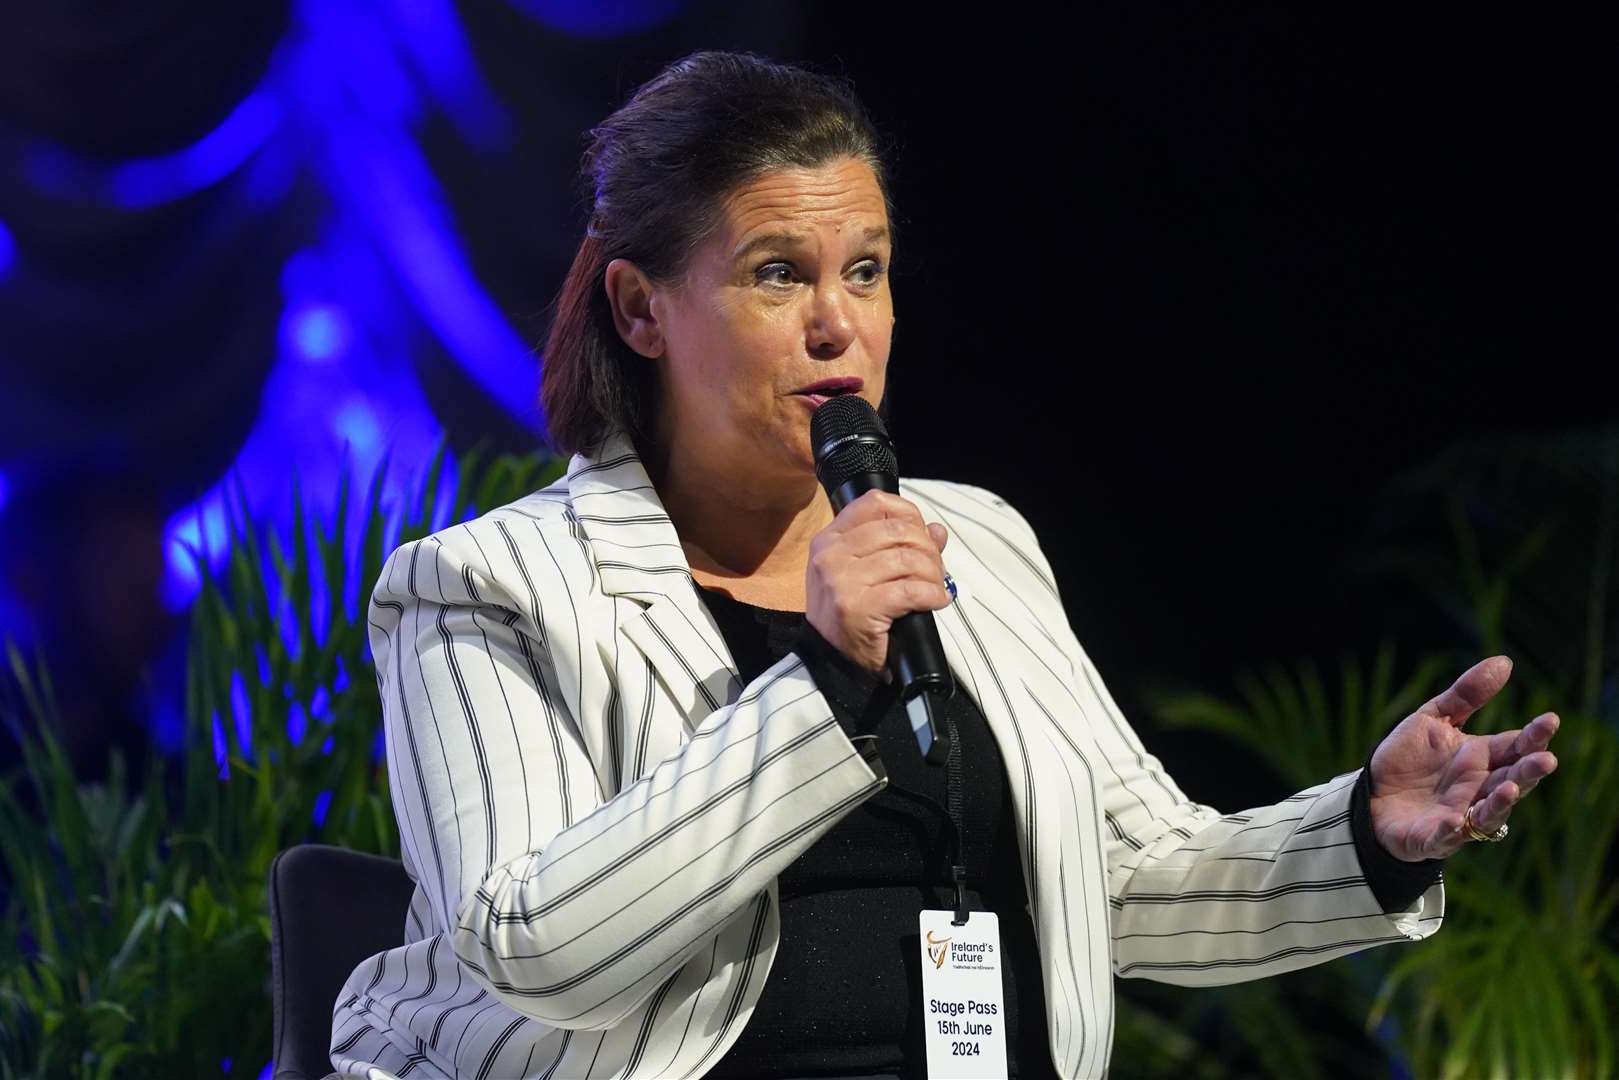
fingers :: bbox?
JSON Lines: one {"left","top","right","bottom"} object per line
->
{"left": 1510, "top": 750, "right": 1558, "bottom": 796}
{"left": 1485, "top": 712, "right": 1560, "bottom": 768}
{"left": 843, "top": 544, "right": 945, "bottom": 591}
{"left": 865, "top": 576, "right": 954, "bottom": 618}
{"left": 831, "top": 492, "right": 949, "bottom": 549}
{"left": 1430, "top": 705, "right": 1564, "bottom": 855}
{"left": 1476, "top": 749, "right": 1559, "bottom": 802}
{"left": 815, "top": 524, "right": 943, "bottom": 591}
{"left": 1425, "top": 655, "right": 1514, "bottom": 728}
{"left": 1466, "top": 748, "right": 1558, "bottom": 837}
{"left": 1468, "top": 778, "right": 1521, "bottom": 835}
{"left": 835, "top": 515, "right": 944, "bottom": 562}
{"left": 829, "top": 489, "right": 927, "bottom": 532}
{"left": 805, "top": 489, "right": 953, "bottom": 674}
{"left": 818, "top": 493, "right": 947, "bottom": 589}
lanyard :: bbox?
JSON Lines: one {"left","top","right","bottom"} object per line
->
{"left": 884, "top": 706, "right": 971, "bottom": 926}
{"left": 944, "top": 710, "right": 968, "bottom": 925}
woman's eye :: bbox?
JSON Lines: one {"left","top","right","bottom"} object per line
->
{"left": 757, "top": 263, "right": 796, "bottom": 287}
{"left": 755, "top": 261, "right": 886, "bottom": 289}
{"left": 851, "top": 261, "right": 887, "bottom": 286}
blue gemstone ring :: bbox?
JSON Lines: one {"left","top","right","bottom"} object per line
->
{"left": 944, "top": 572, "right": 957, "bottom": 602}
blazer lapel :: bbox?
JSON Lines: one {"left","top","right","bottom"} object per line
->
{"left": 905, "top": 485, "right": 1080, "bottom": 933}
{"left": 568, "top": 435, "right": 742, "bottom": 733}
{"left": 899, "top": 487, "right": 1006, "bottom": 743}
{"left": 620, "top": 598, "right": 742, "bottom": 733}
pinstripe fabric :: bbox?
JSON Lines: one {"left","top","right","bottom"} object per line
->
{"left": 330, "top": 433, "right": 1443, "bottom": 1079}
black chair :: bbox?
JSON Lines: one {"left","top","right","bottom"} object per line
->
{"left": 269, "top": 844, "right": 416, "bottom": 1080}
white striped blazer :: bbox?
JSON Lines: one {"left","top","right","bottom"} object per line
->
{"left": 330, "top": 432, "right": 1444, "bottom": 1079}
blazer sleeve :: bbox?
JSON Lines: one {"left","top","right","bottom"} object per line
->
{"left": 1072, "top": 651, "right": 1443, "bottom": 985}
{"left": 367, "top": 528, "right": 885, "bottom": 1030}
{"left": 948, "top": 487, "right": 1445, "bottom": 986}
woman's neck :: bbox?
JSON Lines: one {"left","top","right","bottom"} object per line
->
{"left": 645, "top": 438, "right": 832, "bottom": 612}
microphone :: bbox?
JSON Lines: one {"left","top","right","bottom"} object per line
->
{"left": 810, "top": 395, "right": 953, "bottom": 765}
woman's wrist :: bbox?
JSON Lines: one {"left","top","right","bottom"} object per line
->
{"left": 1350, "top": 763, "right": 1444, "bottom": 912}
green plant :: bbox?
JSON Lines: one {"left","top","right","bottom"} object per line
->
{"left": 1148, "top": 643, "right": 1454, "bottom": 787}
{"left": 1121, "top": 436, "right": 1619, "bottom": 1079}
{"left": 0, "top": 445, "right": 563, "bottom": 1079}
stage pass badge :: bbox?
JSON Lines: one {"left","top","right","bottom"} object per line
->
{"left": 918, "top": 910, "right": 1009, "bottom": 1079}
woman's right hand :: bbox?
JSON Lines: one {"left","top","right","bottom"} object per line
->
{"left": 805, "top": 490, "right": 952, "bottom": 676}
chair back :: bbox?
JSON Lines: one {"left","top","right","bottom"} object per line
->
{"left": 269, "top": 844, "right": 415, "bottom": 1080}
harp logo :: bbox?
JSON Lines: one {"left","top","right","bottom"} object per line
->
{"left": 925, "top": 930, "right": 951, "bottom": 970}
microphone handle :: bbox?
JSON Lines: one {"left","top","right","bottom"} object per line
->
{"left": 888, "top": 610, "right": 953, "bottom": 765}
{"left": 828, "top": 473, "right": 955, "bottom": 766}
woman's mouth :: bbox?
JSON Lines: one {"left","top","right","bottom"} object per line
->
{"left": 792, "top": 377, "right": 865, "bottom": 407}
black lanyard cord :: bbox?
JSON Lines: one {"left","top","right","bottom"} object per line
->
{"left": 944, "top": 710, "right": 968, "bottom": 924}
{"left": 881, "top": 708, "right": 971, "bottom": 926}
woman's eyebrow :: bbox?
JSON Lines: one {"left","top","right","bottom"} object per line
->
{"left": 731, "top": 225, "right": 891, "bottom": 263}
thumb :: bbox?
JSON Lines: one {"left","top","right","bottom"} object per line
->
{"left": 927, "top": 522, "right": 949, "bottom": 553}
{"left": 1426, "top": 655, "right": 1513, "bottom": 728}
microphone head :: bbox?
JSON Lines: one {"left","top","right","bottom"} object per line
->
{"left": 810, "top": 395, "right": 898, "bottom": 492}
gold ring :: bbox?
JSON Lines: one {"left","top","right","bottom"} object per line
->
{"left": 1463, "top": 803, "right": 1509, "bottom": 843}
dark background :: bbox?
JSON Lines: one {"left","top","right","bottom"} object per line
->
{"left": 821, "top": 9, "right": 1616, "bottom": 800}
{"left": 0, "top": 3, "right": 1611, "bottom": 805}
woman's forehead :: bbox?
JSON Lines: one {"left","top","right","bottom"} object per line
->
{"left": 716, "top": 160, "right": 890, "bottom": 252}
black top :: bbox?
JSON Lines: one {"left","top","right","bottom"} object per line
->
{"left": 700, "top": 587, "right": 1050, "bottom": 1079}
{"left": 698, "top": 586, "right": 1441, "bottom": 1079}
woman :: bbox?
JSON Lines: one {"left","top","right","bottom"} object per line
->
{"left": 330, "top": 51, "right": 1561, "bottom": 1079}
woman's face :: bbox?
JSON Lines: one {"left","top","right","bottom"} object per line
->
{"left": 635, "top": 157, "right": 895, "bottom": 484}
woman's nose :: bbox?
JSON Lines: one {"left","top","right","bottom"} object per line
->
{"left": 805, "top": 285, "right": 857, "bottom": 358}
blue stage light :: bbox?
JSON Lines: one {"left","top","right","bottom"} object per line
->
{"left": 150, "top": 701, "right": 185, "bottom": 755}
{"left": 312, "top": 789, "right": 333, "bottom": 828}
{"left": 286, "top": 303, "right": 351, "bottom": 363}
{"left": 320, "top": 123, "right": 542, "bottom": 430}
{"left": 331, "top": 398, "right": 383, "bottom": 457}
{"left": 275, "top": 587, "right": 301, "bottom": 660}
{"left": 211, "top": 711, "right": 229, "bottom": 779}
{"left": 113, "top": 90, "right": 283, "bottom": 209}
{"left": 145, "top": 0, "right": 545, "bottom": 633}
{"left": 286, "top": 700, "right": 308, "bottom": 746}
{"left": 0, "top": 218, "right": 14, "bottom": 279}
{"left": 230, "top": 671, "right": 253, "bottom": 763}
{"left": 0, "top": 468, "right": 39, "bottom": 638}
{"left": 163, "top": 489, "right": 232, "bottom": 610}
{"left": 0, "top": 588, "right": 30, "bottom": 647}
{"left": 510, "top": 0, "right": 687, "bottom": 37}
{"left": 308, "top": 559, "right": 331, "bottom": 650}
{"left": 383, "top": 0, "right": 511, "bottom": 148}
{"left": 21, "top": 144, "right": 75, "bottom": 196}
{"left": 160, "top": 265, "right": 447, "bottom": 613}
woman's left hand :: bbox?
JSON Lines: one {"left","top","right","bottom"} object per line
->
{"left": 1368, "top": 655, "right": 1560, "bottom": 862}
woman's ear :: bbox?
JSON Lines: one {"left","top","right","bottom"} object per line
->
{"left": 603, "top": 258, "right": 664, "bottom": 359}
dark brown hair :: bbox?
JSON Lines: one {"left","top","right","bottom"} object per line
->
{"left": 539, "top": 50, "right": 895, "bottom": 457}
